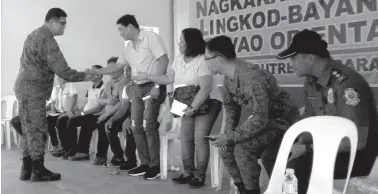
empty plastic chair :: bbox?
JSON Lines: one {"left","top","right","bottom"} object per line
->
{"left": 264, "top": 116, "right": 358, "bottom": 194}
{"left": 1, "top": 95, "right": 19, "bottom": 149}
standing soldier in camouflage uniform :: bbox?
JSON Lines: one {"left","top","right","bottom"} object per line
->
{"left": 205, "top": 36, "right": 299, "bottom": 194}
{"left": 276, "top": 29, "right": 378, "bottom": 194}
{"left": 14, "top": 8, "right": 91, "bottom": 182}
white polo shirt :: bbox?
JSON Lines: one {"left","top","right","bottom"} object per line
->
{"left": 50, "top": 83, "right": 78, "bottom": 112}
{"left": 118, "top": 30, "right": 167, "bottom": 84}
{"left": 83, "top": 81, "right": 104, "bottom": 111}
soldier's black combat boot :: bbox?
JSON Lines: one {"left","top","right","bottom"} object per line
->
{"left": 235, "top": 182, "right": 248, "bottom": 193}
{"left": 19, "top": 156, "right": 32, "bottom": 181}
{"left": 30, "top": 158, "right": 61, "bottom": 181}
{"left": 244, "top": 188, "right": 261, "bottom": 194}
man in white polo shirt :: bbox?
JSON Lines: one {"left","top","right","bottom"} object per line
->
{"left": 47, "top": 76, "right": 78, "bottom": 158}
{"left": 92, "top": 15, "right": 168, "bottom": 180}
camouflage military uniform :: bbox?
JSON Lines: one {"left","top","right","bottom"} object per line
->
{"left": 14, "top": 25, "right": 86, "bottom": 160}
{"left": 220, "top": 63, "right": 298, "bottom": 190}
{"left": 288, "top": 59, "right": 378, "bottom": 194}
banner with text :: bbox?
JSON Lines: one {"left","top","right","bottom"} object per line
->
{"left": 189, "top": 0, "right": 378, "bottom": 85}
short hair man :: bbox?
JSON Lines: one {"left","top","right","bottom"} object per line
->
{"left": 205, "top": 35, "right": 299, "bottom": 194}
{"left": 92, "top": 15, "right": 168, "bottom": 180}
{"left": 63, "top": 65, "right": 106, "bottom": 162}
{"left": 15, "top": 8, "right": 92, "bottom": 182}
{"left": 276, "top": 29, "right": 378, "bottom": 194}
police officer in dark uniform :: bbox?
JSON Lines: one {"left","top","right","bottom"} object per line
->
{"left": 276, "top": 29, "right": 378, "bottom": 194}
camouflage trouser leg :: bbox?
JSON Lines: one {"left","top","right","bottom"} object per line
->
{"left": 219, "top": 128, "right": 283, "bottom": 190}
{"left": 17, "top": 96, "right": 48, "bottom": 160}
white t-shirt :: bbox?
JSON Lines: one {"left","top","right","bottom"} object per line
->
{"left": 50, "top": 83, "right": 78, "bottom": 112}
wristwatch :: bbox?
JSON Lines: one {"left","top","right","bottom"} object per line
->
{"left": 80, "top": 112, "right": 85, "bottom": 116}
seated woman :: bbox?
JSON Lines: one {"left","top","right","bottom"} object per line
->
{"left": 133, "top": 28, "right": 222, "bottom": 188}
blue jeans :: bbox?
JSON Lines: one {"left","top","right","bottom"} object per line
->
{"left": 180, "top": 99, "right": 222, "bottom": 179}
{"left": 130, "top": 82, "right": 166, "bottom": 167}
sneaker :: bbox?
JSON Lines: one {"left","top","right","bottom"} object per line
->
{"left": 102, "top": 162, "right": 108, "bottom": 168}
{"left": 172, "top": 174, "right": 193, "bottom": 184}
{"left": 188, "top": 176, "right": 205, "bottom": 188}
{"left": 110, "top": 157, "right": 125, "bottom": 167}
{"left": 119, "top": 161, "right": 137, "bottom": 172}
{"left": 68, "top": 153, "right": 90, "bottom": 161}
{"left": 143, "top": 166, "right": 161, "bottom": 180}
{"left": 92, "top": 157, "right": 107, "bottom": 166}
{"left": 128, "top": 165, "right": 149, "bottom": 177}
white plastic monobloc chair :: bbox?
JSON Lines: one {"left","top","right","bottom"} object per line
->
{"left": 210, "top": 106, "right": 227, "bottom": 190}
{"left": 160, "top": 117, "right": 181, "bottom": 179}
{"left": 1, "top": 95, "right": 19, "bottom": 150}
{"left": 263, "top": 116, "right": 358, "bottom": 194}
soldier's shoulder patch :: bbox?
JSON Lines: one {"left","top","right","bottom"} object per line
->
{"left": 343, "top": 88, "right": 360, "bottom": 106}
{"left": 332, "top": 70, "right": 348, "bottom": 84}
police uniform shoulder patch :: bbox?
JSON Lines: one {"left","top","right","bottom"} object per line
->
{"left": 332, "top": 70, "right": 348, "bottom": 84}
{"left": 343, "top": 88, "right": 360, "bottom": 106}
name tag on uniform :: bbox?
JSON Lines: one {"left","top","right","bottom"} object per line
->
{"left": 307, "top": 96, "right": 316, "bottom": 100}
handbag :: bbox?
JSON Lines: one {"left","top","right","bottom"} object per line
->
{"left": 171, "top": 85, "right": 210, "bottom": 117}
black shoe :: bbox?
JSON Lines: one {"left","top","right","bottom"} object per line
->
{"left": 92, "top": 157, "right": 107, "bottom": 166}
{"left": 235, "top": 182, "right": 248, "bottom": 193}
{"left": 243, "top": 188, "right": 261, "bottom": 194}
{"left": 30, "top": 159, "right": 61, "bottom": 182}
{"left": 19, "top": 156, "right": 32, "bottom": 181}
{"left": 110, "top": 157, "right": 125, "bottom": 167}
{"left": 102, "top": 162, "right": 108, "bottom": 168}
{"left": 120, "top": 161, "right": 137, "bottom": 172}
{"left": 143, "top": 166, "right": 161, "bottom": 180}
{"left": 188, "top": 177, "right": 205, "bottom": 188}
{"left": 172, "top": 174, "right": 193, "bottom": 184}
{"left": 51, "top": 149, "right": 65, "bottom": 157}
{"left": 128, "top": 164, "right": 149, "bottom": 177}
{"left": 62, "top": 150, "right": 75, "bottom": 160}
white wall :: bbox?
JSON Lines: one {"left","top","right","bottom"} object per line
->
{"left": 1, "top": 0, "right": 174, "bottom": 97}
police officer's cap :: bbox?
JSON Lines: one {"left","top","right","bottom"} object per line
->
{"left": 276, "top": 29, "right": 328, "bottom": 59}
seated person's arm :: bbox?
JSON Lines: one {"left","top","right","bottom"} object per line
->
{"left": 336, "top": 82, "right": 371, "bottom": 152}
{"left": 190, "top": 75, "right": 213, "bottom": 110}
{"left": 110, "top": 85, "right": 132, "bottom": 121}
{"left": 297, "top": 80, "right": 316, "bottom": 145}
{"left": 109, "top": 99, "right": 130, "bottom": 122}
{"left": 45, "top": 101, "right": 51, "bottom": 111}
{"left": 50, "top": 101, "right": 58, "bottom": 113}
{"left": 82, "top": 104, "right": 105, "bottom": 115}
{"left": 104, "top": 101, "right": 121, "bottom": 117}
{"left": 66, "top": 94, "right": 78, "bottom": 111}
{"left": 224, "top": 79, "right": 269, "bottom": 143}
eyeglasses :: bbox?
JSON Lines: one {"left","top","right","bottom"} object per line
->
{"left": 54, "top": 20, "right": 67, "bottom": 26}
{"left": 204, "top": 55, "right": 221, "bottom": 60}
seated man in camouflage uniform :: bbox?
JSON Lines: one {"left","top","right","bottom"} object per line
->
{"left": 205, "top": 35, "right": 299, "bottom": 194}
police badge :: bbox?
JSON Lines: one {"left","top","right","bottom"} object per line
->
{"left": 343, "top": 88, "right": 360, "bottom": 106}
{"left": 327, "top": 88, "right": 334, "bottom": 104}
